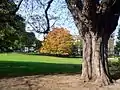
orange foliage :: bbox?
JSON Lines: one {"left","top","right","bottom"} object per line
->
{"left": 40, "top": 27, "right": 73, "bottom": 55}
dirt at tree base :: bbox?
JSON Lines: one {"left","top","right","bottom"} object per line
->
{"left": 0, "top": 74, "right": 120, "bottom": 90}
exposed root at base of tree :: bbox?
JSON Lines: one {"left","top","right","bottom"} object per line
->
{"left": 80, "top": 74, "right": 114, "bottom": 87}
{"left": 80, "top": 73, "right": 90, "bottom": 82}
{"left": 95, "top": 77, "right": 111, "bottom": 87}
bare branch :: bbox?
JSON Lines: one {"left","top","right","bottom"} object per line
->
{"left": 65, "top": 0, "right": 90, "bottom": 34}
{"left": 12, "top": 0, "right": 24, "bottom": 14}
{"left": 44, "top": 0, "right": 54, "bottom": 34}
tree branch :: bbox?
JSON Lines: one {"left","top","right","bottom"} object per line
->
{"left": 11, "top": 0, "right": 24, "bottom": 14}
{"left": 65, "top": 0, "right": 94, "bottom": 35}
{"left": 44, "top": 0, "right": 54, "bottom": 34}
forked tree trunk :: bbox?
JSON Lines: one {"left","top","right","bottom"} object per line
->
{"left": 81, "top": 33, "right": 112, "bottom": 86}
{"left": 65, "top": 0, "right": 119, "bottom": 86}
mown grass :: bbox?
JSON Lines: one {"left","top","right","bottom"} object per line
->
{"left": 0, "top": 53, "right": 82, "bottom": 64}
{"left": 0, "top": 53, "right": 82, "bottom": 78}
{"left": 0, "top": 53, "right": 120, "bottom": 79}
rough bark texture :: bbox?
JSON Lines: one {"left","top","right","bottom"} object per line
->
{"left": 66, "top": 0, "right": 119, "bottom": 86}
{"left": 92, "top": 36, "right": 111, "bottom": 86}
{"left": 81, "top": 33, "right": 92, "bottom": 81}
{"left": 81, "top": 33, "right": 112, "bottom": 86}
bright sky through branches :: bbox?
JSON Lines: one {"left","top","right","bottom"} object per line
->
{"left": 17, "top": 0, "right": 119, "bottom": 41}
{"left": 17, "top": 0, "right": 78, "bottom": 41}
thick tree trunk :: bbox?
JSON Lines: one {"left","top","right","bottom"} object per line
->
{"left": 81, "top": 33, "right": 112, "bottom": 86}
{"left": 65, "top": 0, "right": 119, "bottom": 86}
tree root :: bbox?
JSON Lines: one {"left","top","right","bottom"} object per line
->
{"left": 94, "top": 75, "right": 112, "bottom": 87}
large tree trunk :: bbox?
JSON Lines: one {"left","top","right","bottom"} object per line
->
{"left": 66, "top": 0, "right": 119, "bottom": 86}
{"left": 81, "top": 33, "right": 112, "bottom": 85}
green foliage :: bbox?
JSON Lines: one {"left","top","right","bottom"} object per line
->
{"left": 0, "top": 0, "right": 16, "bottom": 23}
{"left": 74, "top": 40, "right": 83, "bottom": 48}
{"left": 19, "top": 32, "right": 41, "bottom": 52}
{"left": 40, "top": 28, "right": 73, "bottom": 56}
{"left": 72, "top": 39, "right": 83, "bottom": 56}
{"left": 0, "top": 0, "right": 38, "bottom": 52}
{"left": 0, "top": 0, "right": 23, "bottom": 52}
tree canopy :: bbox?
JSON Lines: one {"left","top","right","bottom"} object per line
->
{"left": 40, "top": 27, "right": 73, "bottom": 56}
{"left": 0, "top": 0, "right": 37, "bottom": 52}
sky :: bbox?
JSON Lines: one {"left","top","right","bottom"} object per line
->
{"left": 17, "top": 0, "right": 120, "bottom": 41}
{"left": 114, "top": 18, "right": 120, "bottom": 43}
{"left": 17, "top": 0, "right": 79, "bottom": 40}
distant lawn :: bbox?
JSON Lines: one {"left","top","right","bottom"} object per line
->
{"left": 0, "top": 53, "right": 82, "bottom": 78}
{"left": 0, "top": 53, "right": 82, "bottom": 64}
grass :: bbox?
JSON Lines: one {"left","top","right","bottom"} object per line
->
{"left": 0, "top": 53, "right": 82, "bottom": 64}
{"left": 0, "top": 53, "right": 82, "bottom": 78}
{"left": 0, "top": 53, "right": 120, "bottom": 79}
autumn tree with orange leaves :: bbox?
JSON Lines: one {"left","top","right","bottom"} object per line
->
{"left": 40, "top": 28, "right": 73, "bottom": 56}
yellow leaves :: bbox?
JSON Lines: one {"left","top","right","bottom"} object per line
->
{"left": 40, "top": 27, "right": 73, "bottom": 55}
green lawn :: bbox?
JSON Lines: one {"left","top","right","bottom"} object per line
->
{"left": 0, "top": 53, "right": 82, "bottom": 77}
{"left": 0, "top": 53, "right": 119, "bottom": 79}
{"left": 0, "top": 53, "right": 82, "bottom": 64}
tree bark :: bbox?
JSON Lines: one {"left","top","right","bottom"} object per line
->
{"left": 81, "top": 33, "right": 92, "bottom": 81}
{"left": 81, "top": 33, "right": 112, "bottom": 85}
{"left": 92, "top": 36, "right": 111, "bottom": 86}
{"left": 79, "top": 29, "right": 114, "bottom": 85}
{"left": 65, "top": 0, "right": 119, "bottom": 86}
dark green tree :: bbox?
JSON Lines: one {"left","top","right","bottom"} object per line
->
{"left": 0, "top": 0, "right": 37, "bottom": 52}
{"left": 20, "top": 32, "right": 40, "bottom": 52}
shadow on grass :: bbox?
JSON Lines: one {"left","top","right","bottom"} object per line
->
{"left": 0, "top": 61, "right": 82, "bottom": 78}
{"left": 1, "top": 59, "right": 120, "bottom": 80}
